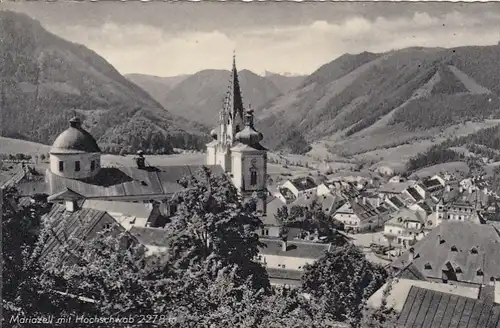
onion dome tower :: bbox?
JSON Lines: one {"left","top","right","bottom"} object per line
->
{"left": 49, "top": 117, "right": 101, "bottom": 180}
{"left": 230, "top": 109, "right": 268, "bottom": 215}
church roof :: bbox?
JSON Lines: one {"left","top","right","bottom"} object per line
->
{"left": 50, "top": 117, "right": 101, "bottom": 154}
{"left": 46, "top": 164, "right": 225, "bottom": 200}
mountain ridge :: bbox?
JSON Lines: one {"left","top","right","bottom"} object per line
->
{"left": 0, "top": 10, "right": 207, "bottom": 154}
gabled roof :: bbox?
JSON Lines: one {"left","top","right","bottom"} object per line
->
{"left": 47, "top": 187, "right": 84, "bottom": 202}
{"left": 259, "top": 238, "right": 330, "bottom": 259}
{"left": 389, "top": 196, "right": 406, "bottom": 209}
{"left": 391, "top": 221, "right": 500, "bottom": 285}
{"left": 406, "top": 187, "right": 423, "bottom": 202}
{"left": 40, "top": 204, "right": 113, "bottom": 261}
{"left": 129, "top": 226, "right": 170, "bottom": 247}
{"left": 290, "top": 176, "right": 318, "bottom": 191}
{"left": 379, "top": 182, "right": 413, "bottom": 194}
{"left": 422, "top": 178, "right": 443, "bottom": 189}
{"left": 397, "top": 286, "right": 500, "bottom": 328}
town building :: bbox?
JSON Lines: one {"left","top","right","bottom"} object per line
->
{"left": 391, "top": 221, "right": 500, "bottom": 288}
{"left": 257, "top": 238, "right": 332, "bottom": 286}
{"left": 333, "top": 197, "right": 390, "bottom": 233}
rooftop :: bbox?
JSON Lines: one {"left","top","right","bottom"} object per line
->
{"left": 50, "top": 118, "right": 101, "bottom": 154}
{"left": 391, "top": 221, "right": 500, "bottom": 285}
{"left": 367, "top": 278, "right": 479, "bottom": 312}
{"left": 259, "top": 238, "right": 331, "bottom": 259}
{"left": 397, "top": 286, "right": 500, "bottom": 328}
{"left": 82, "top": 199, "right": 153, "bottom": 218}
{"left": 46, "top": 165, "right": 224, "bottom": 200}
{"left": 290, "top": 176, "right": 318, "bottom": 191}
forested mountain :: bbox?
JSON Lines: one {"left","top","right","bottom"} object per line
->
{"left": 0, "top": 10, "right": 207, "bottom": 154}
{"left": 125, "top": 73, "right": 188, "bottom": 104}
{"left": 256, "top": 46, "right": 500, "bottom": 154}
{"left": 161, "top": 69, "right": 282, "bottom": 127}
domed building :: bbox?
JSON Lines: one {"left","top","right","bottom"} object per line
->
{"left": 49, "top": 117, "right": 101, "bottom": 180}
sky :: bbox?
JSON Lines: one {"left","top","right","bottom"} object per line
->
{"left": 2, "top": 2, "right": 500, "bottom": 77}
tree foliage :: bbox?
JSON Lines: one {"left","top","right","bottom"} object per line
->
{"left": 301, "top": 244, "right": 388, "bottom": 327}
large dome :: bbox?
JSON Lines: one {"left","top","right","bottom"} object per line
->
{"left": 50, "top": 117, "right": 101, "bottom": 154}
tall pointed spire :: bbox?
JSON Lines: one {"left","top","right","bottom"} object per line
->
{"left": 229, "top": 51, "right": 244, "bottom": 120}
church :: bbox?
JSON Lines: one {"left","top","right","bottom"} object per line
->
{"left": 206, "top": 55, "right": 268, "bottom": 215}
{"left": 36, "top": 55, "right": 267, "bottom": 231}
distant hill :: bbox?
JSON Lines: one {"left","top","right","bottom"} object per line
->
{"left": 125, "top": 73, "right": 188, "bottom": 104}
{"left": 0, "top": 10, "right": 207, "bottom": 155}
{"left": 263, "top": 71, "right": 305, "bottom": 94}
{"left": 161, "top": 69, "right": 282, "bottom": 127}
{"left": 256, "top": 46, "right": 500, "bottom": 156}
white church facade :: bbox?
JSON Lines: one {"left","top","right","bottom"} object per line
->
{"left": 206, "top": 55, "right": 268, "bottom": 215}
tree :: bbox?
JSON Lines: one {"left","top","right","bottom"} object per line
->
{"left": 301, "top": 244, "right": 388, "bottom": 327}
{"left": 1, "top": 187, "right": 70, "bottom": 326}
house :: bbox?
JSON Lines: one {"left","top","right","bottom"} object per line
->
{"left": 260, "top": 192, "right": 341, "bottom": 239}
{"left": 378, "top": 181, "right": 415, "bottom": 199}
{"left": 257, "top": 238, "right": 331, "bottom": 286}
{"left": 280, "top": 176, "right": 318, "bottom": 199}
{"left": 391, "top": 221, "right": 500, "bottom": 287}
{"left": 333, "top": 197, "right": 387, "bottom": 233}
{"left": 422, "top": 176, "right": 445, "bottom": 194}
{"left": 367, "top": 278, "right": 481, "bottom": 312}
{"left": 40, "top": 202, "right": 128, "bottom": 262}
{"left": 396, "top": 286, "right": 500, "bottom": 328}
{"left": 383, "top": 208, "right": 428, "bottom": 248}
{"left": 81, "top": 199, "right": 170, "bottom": 230}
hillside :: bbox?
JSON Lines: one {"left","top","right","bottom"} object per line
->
{"left": 263, "top": 71, "right": 305, "bottom": 94}
{"left": 125, "top": 73, "right": 188, "bottom": 104}
{"left": 256, "top": 46, "right": 500, "bottom": 159}
{"left": 0, "top": 10, "right": 207, "bottom": 154}
{"left": 0, "top": 136, "right": 50, "bottom": 155}
{"left": 161, "top": 69, "right": 282, "bottom": 126}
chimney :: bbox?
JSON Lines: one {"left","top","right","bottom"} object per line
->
{"left": 484, "top": 187, "right": 488, "bottom": 195}
{"left": 468, "top": 186, "right": 473, "bottom": 194}
{"left": 281, "top": 239, "right": 287, "bottom": 252}
{"left": 445, "top": 185, "right": 451, "bottom": 192}
{"left": 135, "top": 150, "right": 146, "bottom": 169}
{"left": 408, "top": 247, "right": 415, "bottom": 261}
{"left": 459, "top": 186, "right": 464, "bottom": 193}
{"left": 65, "top": 200, "right": 77, "bottom": 212}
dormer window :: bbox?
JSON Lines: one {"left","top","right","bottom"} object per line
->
{"left": 424, "top": 263, "right": 432, "bottom": 270}
{"left": 90, "top": 160, "right": 96, "bottom": 171}
{"left": 470, "top": 247, "right": 478, "bottom": 254}
{"left": 75, "top": 161, "right": 80, "bottom": 172}
{"left": 477, "top": 269, "right": 484, "bottom": 276}
{"left": 451, "top": 245, "right": 458, "bottom": 252}
{"left": 455, "top": 266, "right": 462, "bottom": 274}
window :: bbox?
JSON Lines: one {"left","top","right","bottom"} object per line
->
{"left": 59, "top": 161, "right": 64, "bottom": 172}
{"left": 90, "top": 160, "right": 96, "bottom": 171}
{"left": 281, "top": 264, "right": 286, "bottom": 269}
{"left": 477, "top": 269, "right": 484, "bottom": 276}
{"left": 103, "top": 223, "right": 111, "bottom": 230}
{"left": 250, "top": 168, "right": 257, "bottom": 186}
{"left": 298, "top": 266, "right": 302, "bottom": 270}
{"left": 424, "top": 263, "right": 432, "bottom": 270}
{"left": 471, "top": 247, "right": 478, "bottom": 254}
{"left": 451, "top": 245, "right": 458, "bottom": 252}
{"left": 75, "top": 161, "right": 80, "bottom": 172}
{"left": 455, "top": 266, "right": 462, "bottom": 274}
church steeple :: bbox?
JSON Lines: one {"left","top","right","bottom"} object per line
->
{"left": 227, "top": 51, "right": 244, "bottom": 121}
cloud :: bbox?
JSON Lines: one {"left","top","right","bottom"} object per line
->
{"left": 43, "top": 10, "right": 500, "bottom": 77}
